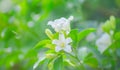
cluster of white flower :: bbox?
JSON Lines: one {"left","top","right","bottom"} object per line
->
{"left": 48, "top": 16, "right": 73, "bottom": 34}
{"left": 48, "top": 16, "right": 73, "bottom": 53}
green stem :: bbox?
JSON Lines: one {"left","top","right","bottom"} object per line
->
{"left": 66, "top": 51, "right": 85, "bottom": 69}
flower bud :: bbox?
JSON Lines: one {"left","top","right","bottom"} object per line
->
{"left": 45, "top": 29, "right": 54, "bottom": 40}
{"left": 46, "top": 53, "right": 56, "bottom": 59}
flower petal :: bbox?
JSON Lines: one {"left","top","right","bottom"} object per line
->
{"left": 59, "top": 34, "right": 65, "bottom": 42}
{"left": 66, "top": 37, "right": 72, "bottom": 44}
{"left": 96, "top": 33, "right": 111, "bottom": 53}
{"left": 68, "top": 16, "right": 74, "bottom": 21}
{"left": 97, "top": 45, "right": 108, "bottom": 53}
{"left": 55, "top": 46, "right": 62, "bottom": 52}
{"left": 52, "top": 39, "right": 59, "bottom": 45}
{"left": 63, "top": 45, "right": 72, "bottom": 53}
{"left": 48, "top": 21, "right": 53, "bottom": 25}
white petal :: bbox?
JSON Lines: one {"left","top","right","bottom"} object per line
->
{"left": 63, "top": 23, "right": 70, "bottom": 32}
{"left": 52, "top": 39, "right": 59, "bottom": 45}
{"left": 48, "top": 21, "right": 53, "bottom": 25}
{"left": 96, "top": 33, "right": 111, "bottom": 47}
{"left": 54, "top": 24, "right": 62, "bottom": 32}
{"left": 59, "top": 17, "right": 67, "bottom": 23}
{"left": 66, "top": 31, "right": 70, "bottom": 35}
{"left": 47, "top": 16, "right": 72, "bottom": 33}
{"left": 63, "top": 45, "right": 72, "bottom": 53}
{"left": 97, "top": 45, "right": 108, "bottom": 53}
{"left": 96, "top": 33, "right": 111, "bottom": 53}
{"left": 55, "top": 46, "right": 62, "bottom": 52}
{"left": 59, "top": 34, "right": 65, "bottom": 42}
{"left": 66, "top": 37, "right": 72, "bottom": 44}
{"left": 68, "top": 16, "right": 74, "bottom": 21}
{"left": 78, "top": 47, "right": 88, "bottom": 60}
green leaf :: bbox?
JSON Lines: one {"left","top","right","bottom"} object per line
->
{"left": 69, "top": 29, "right": 78, "bottom": 42}
{"left": 84, "top": 54, "right": 98, "bottom": 68}
{"left": 78, "top": 28, "right": 95, "bottom": 42}
{"left": 54, "top": 55, "right": 63, "bottom": 70}
{"left": 69, "top": 29, "right": 78, "bottom": 47}
{"left": 114, "top": 32, "right": 120, "bottom": 40}
{"left": 34, "top": 39, "right": 51, "bottom": 49}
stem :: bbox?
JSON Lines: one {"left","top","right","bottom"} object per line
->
{"left": 66, "top": 51, "right": 85, "bottom": 69}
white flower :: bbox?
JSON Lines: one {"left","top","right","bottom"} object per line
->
{"left": 52, "top": 34, "right": 72, "bottom": 53}
{"left": 96, "top": 33, "right": 112, "bottom": 53}
{"left": 78, "top": 46, "right": 88, "bottom": 60}
{"left": 48, "top": 16, "right": 73, "bottom": 34}
{"left": 0, "top": 0, "right": 13, "bottom": 13}
{"left": 28, "top": 21, "right": 34, "bottom": 28}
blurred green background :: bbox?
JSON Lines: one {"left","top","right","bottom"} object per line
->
{"left": 0, "top": 0, "right": 120, "bottom": 70}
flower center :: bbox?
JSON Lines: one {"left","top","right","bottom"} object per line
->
{"left": 61, "top": 42, "right": 65, "bottom": 48}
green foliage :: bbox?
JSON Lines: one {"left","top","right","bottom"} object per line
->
{"left": 102, "top": 16, "right": 116, "bottom": 34}
{"left": 0, "top": 0, "right": 120, "bottom": 70}
{"left": 53, "top": 55, "right": 63, "bottom": 70}
{"left": 34, "top": 39, "right": 51, "bottom": 49}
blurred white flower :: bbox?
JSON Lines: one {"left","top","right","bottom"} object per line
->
{"left": 10, "top": 61, "right": 14, "bottom": 66}
{"left": 14, "top": 5, "right": 21, "bottom": 13}
{"left": 78, "top": 46, "right": 88, "bottom": 60}
{"left": 1, "top": 28, "right": 6, "bottom": 38}
{"left": 9, "top": 16, "right": 15, "bottom": 23}
{"left": 96, "top": 33, "right": 112, "bottom": 53}
{"left": 48, "top": 16, "right": 73, "bottom": 34}
{"left": 0, "top": 0, "right": 13, "bottom": 13}
{"left": 28, "top": 21, "right": 34, "bottom": 28}
{"left": 18, "top": 54, "right": 24, "bottom": 60}
{"left": 86, "top": 33, "right": 96, "bottom": 42}
{"left": 79, "top": 0, "right": 85, "bottom": 4}
{"left": 5, "top": 47, "right": 12, "bottom": 53}
{"left": 67, "top": 3, "right": 73, "bottom": 8}
{"left": 97, "top": 23, "right": 104, "bottom": 36}
{"left": 32, "top": 14, "right": 40, "bottom": 21}
{"left": 52, "top": 34, "right": 72, "bottom": 53}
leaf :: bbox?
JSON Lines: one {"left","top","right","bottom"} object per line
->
{"left": 53, "top": 55, "right": 63, "bottom": 70}
{"left": 34, "top": 39, "right": 51, "bottom": 49}
{"left": 78, "top": 28, "right": 95, "bottom": 42}
{"left": 84, "top": 54, "right": 98, "bottom": 68}
{"left": 69, "top": 29, "right": 78, "bottom": 42}
{"left": 69, "top": 29, "right": 79, "bottom": 47}
{"left": 114, "top": 32, "right": 120, "bottom": 40}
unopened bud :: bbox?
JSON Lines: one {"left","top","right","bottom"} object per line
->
{"left": 46, "top": 53, "right": 56, "bottom": 59}
{"left": 45, "top": 29, "right": 54, "bottom": 40}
